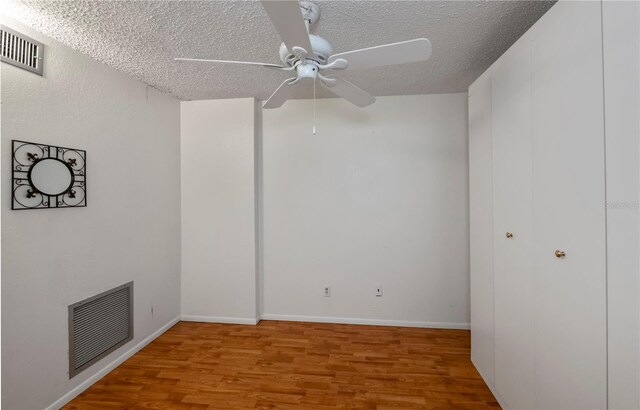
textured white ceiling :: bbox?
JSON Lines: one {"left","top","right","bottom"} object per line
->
{"left": 4, "top": 0, "right": 554, "bottom": 101}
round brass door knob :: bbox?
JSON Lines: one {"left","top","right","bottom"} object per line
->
{"left": 506, "top": 232, "right": 513, "bottom": 238}
{"left": 555, "top": 250, "right": 566, "bottom": 258}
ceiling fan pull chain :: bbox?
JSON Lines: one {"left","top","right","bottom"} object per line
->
{"left": 313, "top": 75, "right": 317, "bottom": 135}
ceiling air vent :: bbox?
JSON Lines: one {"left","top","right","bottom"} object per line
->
{"left": 68, "top": 282, "right": 133, "bottom": 378}
{"left": 1, "top": 25, "right": 44, "bottom": 76}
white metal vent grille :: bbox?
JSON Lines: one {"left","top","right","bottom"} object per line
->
{"left": 1, "top": 25, "right": 43, "bottom": 76}
{"left": 68, "top": 282, "right": 133, "bottom": 378}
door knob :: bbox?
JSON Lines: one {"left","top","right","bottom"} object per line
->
{"left": 555, "top": 250, "right": 566, "bottom": 258}
{"left": 506, "top": 232, "right": 513, "bottom": 238}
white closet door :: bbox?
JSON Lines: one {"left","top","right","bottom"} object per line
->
{"left": 491, "top": 46, "right": 535, "bottom": 410}
{"left": 469, "top": 78, "right": 494, "bottom": 386}
{"left": 531, "top": 2, "right": 607, "bottom": 409}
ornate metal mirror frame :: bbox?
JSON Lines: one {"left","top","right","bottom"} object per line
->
{"left": 12, "top": 140, "right": 87, "bottom": 210}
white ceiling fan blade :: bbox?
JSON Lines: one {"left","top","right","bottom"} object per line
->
{"left": 321, "top": 76, "right": 375, "bottom": 108}
{"left": 260, "top": 0, "right": 313, "bottom": 56}
{"left": 263, "top": 78, "right": 302, "bottom": 109}
{"left": 327, "top": 38, "right": 432, "bottom": 70}
{"left": 175, "top": 58, "right": 285, "bottom": 69}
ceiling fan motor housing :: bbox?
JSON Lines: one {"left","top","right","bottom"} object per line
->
{"left": 296, "top": 63, "right": 318, "bottom": 79}
{"left": 279, "top": 34, "right": 333, "bottom": 65}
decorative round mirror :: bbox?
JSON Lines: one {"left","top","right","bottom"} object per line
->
{"left": 28, "top": 158, "right": 75, "bottom": 196}
{"left": 12, "top": 140, "right": 87, "bottom": 210}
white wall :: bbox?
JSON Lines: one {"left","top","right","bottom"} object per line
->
{"left": 261, "top": 94, "right": 470, "bottom": 327}
{"left": 602, "top": 1, "right": 640, "bottom": 408}
{"left": 0, "top": 16, "right": 181, "bottom": 410}
{"left": 180, "top": 98, "right": 259, "bottom": 324}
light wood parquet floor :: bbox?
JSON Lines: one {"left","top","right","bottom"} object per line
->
{"left": 65, "top": 320, "right": 499, "bottom": 409}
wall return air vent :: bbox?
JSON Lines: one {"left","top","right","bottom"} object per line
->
{"left": 1, "top": 25, "right": 43, "bottom": 76}
{"left": 68, "top": 282, "right": 133, "bottom": 378}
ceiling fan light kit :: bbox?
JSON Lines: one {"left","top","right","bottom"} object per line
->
{"left": 176, "top": 0, "right": 432, "bottom": 109}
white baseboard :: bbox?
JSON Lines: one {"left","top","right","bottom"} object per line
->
{"left": 45, "top": 315, "right": 181, "bottom": 410}
{"left": 181, "top": 315, "right": 259, "bottom": 325}
{"left": 259, "top": 314, "right": 470, "bottom": 330}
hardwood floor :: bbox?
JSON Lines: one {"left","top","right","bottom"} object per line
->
{"left": 65, "top": 321, "right": 499, "bottom": 409}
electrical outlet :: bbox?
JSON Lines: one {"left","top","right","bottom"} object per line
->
{"left": 323, "top": 286, "right": 331, "bottom": 297}
{"left": 375, "top": 285, "right": 383, "bottom": 297}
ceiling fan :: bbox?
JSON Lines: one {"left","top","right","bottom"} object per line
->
{"left": 176, "top": 0, "right": 432, "bottom": 109}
